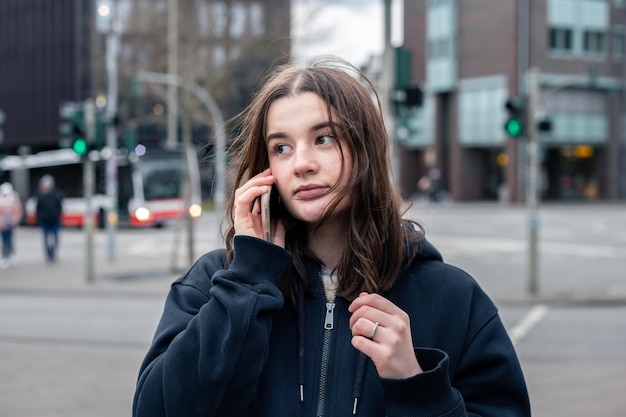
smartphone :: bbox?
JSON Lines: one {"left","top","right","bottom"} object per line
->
{"left": 261, "top": 189, "right": 271, "bottom": 242}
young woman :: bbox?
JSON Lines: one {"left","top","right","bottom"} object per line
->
{"left": 133, "top": 58, "right": 530, "bottom": 417}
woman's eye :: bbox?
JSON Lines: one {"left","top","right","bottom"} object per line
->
{"left": 273, "top": 144, "right": 291, "bottom": 155}
{"left": 317, "top": 134, "right": 335, "bottom": 145}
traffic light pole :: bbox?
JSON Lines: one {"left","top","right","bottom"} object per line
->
{"left": 105, "top": 3, "right": 121, "bottom": 263}
{"left": 527, "top": 67, "right": 540, "bottom": 295}
{"left": 167, "top": 0, "right": 178, "bottom": 150}
{"left": 382, "top": 0, "right": 398, "bottom": 179}
{"left": 83, "top": 99, "right": 96, "bottom": 284}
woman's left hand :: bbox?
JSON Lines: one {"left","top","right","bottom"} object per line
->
{"left": 348, "top": 292, "right": 423, "bottom": 379}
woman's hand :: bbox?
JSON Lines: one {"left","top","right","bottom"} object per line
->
{"left": 348, "top": 292, "right": 423, "bottom": 379}
{"left": 233, "top": 169, "right": 285, "bottom": 247}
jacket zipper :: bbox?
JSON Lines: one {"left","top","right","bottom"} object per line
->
{"left": 316, "top": 301, "right": 335, "bottom": 417}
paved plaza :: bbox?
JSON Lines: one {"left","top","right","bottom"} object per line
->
{"left": 0, "top": 201, "right": 625, "bottom": 417}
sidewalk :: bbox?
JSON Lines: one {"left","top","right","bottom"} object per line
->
{"left": 0, "top": 257, "right": 177, "bottom": 297}
{"left": 0, "top": 226, "right": 192, "bottom": 299}
{"left": 1, "top": 201, "right": 625, "bottom": 305}
{"left": 1, "top": 203, "right": 625, "bottom": 417}
{"left": 407, "top": 200, "right": 626, "bottom": 306}
{"left": 0, "top": 210, "right": 223, "bottom": 297}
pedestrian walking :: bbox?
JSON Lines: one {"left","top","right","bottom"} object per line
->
{"left": 35, "top": 175, "right": 63, "bottom": 263}
{"left": 0, "top": 182, "right": 22, "bottom": 269}
{"left": 133, "top": 57, "right": 530, "bottom": 417}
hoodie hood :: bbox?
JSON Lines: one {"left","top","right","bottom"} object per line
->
{"left": 400, "top": 226, "right": 444, "bottom": 269}
{"left": 414, "top": 236, "right": 443, "bottom": 262}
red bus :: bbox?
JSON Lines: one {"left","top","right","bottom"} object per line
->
{"left": 0, "top": 147, "right": 202, "bottom": 228}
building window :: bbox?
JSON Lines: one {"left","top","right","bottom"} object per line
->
{"left": 249, "top": 3, "right": 265, "bottom": 37}
{"left": 429, "top": 0, "right": 448, "bottom": 7}
{"left": 583, "top": 30, "right": 606, "bottom": 54}
{"left": 612, "top": 27, "right": 624, "bottom": 60}
{"left": 428, "top": 37, "right": 450, "bottom": 59}
{"left": 229, "top": 4, "right": 247, "bottom": 39}
{"left": 549, "top": 27, "right": 574, "bottom": 52}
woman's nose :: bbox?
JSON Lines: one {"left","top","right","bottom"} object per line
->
{"left": 293, "top": 147, "right": 317, "bottom": 176}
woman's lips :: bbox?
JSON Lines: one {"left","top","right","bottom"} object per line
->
{"left": 294, "top": 185, "right": 327, "bottom": 199}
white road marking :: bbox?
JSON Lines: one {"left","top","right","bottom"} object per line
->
{"left": 509, "top": 304, "right": 548, "bottom": 346}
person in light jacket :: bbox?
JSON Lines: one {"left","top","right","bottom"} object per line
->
{"left": 133, "top": 57, "right": 531, "bottom": 417}
{"left": 0, "top": 182, "right": 23, "bottom": 269}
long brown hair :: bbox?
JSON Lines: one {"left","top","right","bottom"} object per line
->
{"left": 223, "top": 56, "right": 421, "bottom": 302}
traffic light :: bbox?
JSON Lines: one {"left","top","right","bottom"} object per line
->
{"left": 404, "top": 84, "right": 424, "bottom": 108}
{"left": 72, "top": 136, "right": 88, "bottom": 156}
{"left": 392, "top": 47, "right": 424, "bottom": 112}
{"left": 504, "top": 96, "right": 525, "bottom": 138}
{"left": 59, "top": 101, "right": 87, "bottom": 155}
{"left": 538, "top": 116, "right": 552, "bottom": 132}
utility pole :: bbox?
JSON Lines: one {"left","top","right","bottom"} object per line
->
{"left": 166, "top": 0, "right": 178, "bottom": 149}
{"left": 527, "top": 67, "right": 540, "bottom": 295}
{"left": 381, "top": 0, "right": 393, "bottom": 120}
{"left": 169, "top": 115, "right": 196, "bottom": 271}
{"left": 623, "top": 7, "right": 626, "bottom": 198}
{"left": 83, "top": 99, "right": 96, "bottom": 283}
{"left": 102, "top": 0, "right": 121, "bottom": 262}
{"left": 517, "top": 0, "right": 529, "bottom": 202}
{"left": 382, "top": 0, "right": 397, "bottom": 178}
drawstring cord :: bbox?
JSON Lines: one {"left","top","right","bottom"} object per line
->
{"left": 352, "top": 353, "right": 368, "bottom": 414}
{"left": 297, "top": 283, "right": 306, "bottom": 403}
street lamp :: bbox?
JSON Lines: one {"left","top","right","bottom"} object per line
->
{"left": 98, "top": 4, "right": 110, "bottom": 17}
{"left": 96, "top": 0, "right": 121, "bottom": 262}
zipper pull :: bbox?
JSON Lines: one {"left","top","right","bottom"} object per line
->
{"left": 324, "top": 302, "right": 335, "bottom": 330}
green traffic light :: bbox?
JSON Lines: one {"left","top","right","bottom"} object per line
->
{"left": 504, "top": 118, "right": 523, "bottom": 137}
{"left": 72, "top": 138, "right": 87, "bottom": 156}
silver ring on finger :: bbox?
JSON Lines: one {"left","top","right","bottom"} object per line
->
{"left": 369, "top": 321, "right": 379, "bottom": 339}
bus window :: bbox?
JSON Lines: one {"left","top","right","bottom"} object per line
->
{"left": 140, "top": 161, "right": 183, "bottom": 201}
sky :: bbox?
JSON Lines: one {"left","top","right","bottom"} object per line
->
{"left": 291, "top": 0, "right": 403, "bottom": 68}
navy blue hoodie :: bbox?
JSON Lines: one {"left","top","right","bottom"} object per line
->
{"left": 133, "top": 235, "right": 530, "bottom": 417}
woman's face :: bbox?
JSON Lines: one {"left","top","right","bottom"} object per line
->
{"left": 265, "top": 92, "right": 352, "bottom": 225}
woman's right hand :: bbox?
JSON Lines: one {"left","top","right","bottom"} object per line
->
{"left": 233, "top": 168, "right": 285, "bottom": 247}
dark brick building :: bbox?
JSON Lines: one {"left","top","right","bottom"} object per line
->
{"left": 397, "top": 0, "right": 626, "bottom": 202}
{"left": 0, "top": 0, "right": 92, "bottom": 153}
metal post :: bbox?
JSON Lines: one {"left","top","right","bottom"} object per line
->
{"left": 516, "top": 0, "right": 529, "bottom": 203}
{"left": 622, "top": 7, "right": 626, "bottom": 199}
{"left": 182, "top": 116, "right": 195, "bottom": 266}
{"left": 382, "top": 0, "right": 393, "bottom": 120}
{"left": 527, "top": 67, "right": 540, "bottom": 295}
{"left": 382, "top": 0, "right": 398, "bottom": 180}
{"left": 83, "top": 99, "right": 96, "bottom": 283}
{"left": 166, "top": 0, "right": 178, "bottom": 149}
{"left": 169, "top": 114, "right": 196, "bottom": 271}
{"left": 105, "top": 0, "right": 120, "bottom": 262}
